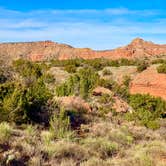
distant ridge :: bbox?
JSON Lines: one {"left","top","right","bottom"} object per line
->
{"left": 0, "top": 38, "right": 166, "bottom": 63}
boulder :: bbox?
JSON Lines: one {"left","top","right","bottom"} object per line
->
{"left": 54, "top": 96, "right": 91, "bottom": 112}
{"left": 92, "top": 86, "right": 113, "bottom": 96}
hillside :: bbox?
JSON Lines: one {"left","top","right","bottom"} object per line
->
{"left": 0, "top": 55, "right": 166, "bottom": 165}
{"left": 0, "top": 38, "right": 166, "bottom": 64}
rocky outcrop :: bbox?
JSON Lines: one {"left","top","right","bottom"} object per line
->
{"left": 112, "top": 96, "right": 132, "bottom": 113}
{"left": 92, "top": 86, "right": 113, "bottom": 96}
{"left": 0, "top": 38, "right": 166, "bottom": 63}
{"left": 130, "top": 65, "right": 166, "bottom": 100}
{"left": 54, "top": 96, "right": 92, "bottom": 112}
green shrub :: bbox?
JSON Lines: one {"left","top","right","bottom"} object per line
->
{"left": 56, "top": 74, "right": 79, "bottom": 96}
{"left": 152, "top": 59, "right": 166, "bottom": 64}
{"left": 49, "top": 108, "right": 74, "bottom": 139}
{"left": 98, "top": 78, "right": 116, "bottom": 90}
{"left": 13, "top": 59, "right": 42, "bottom": 78}
{"left": 82, "top": 137, "right": 118, "bottom": 159}
{"left": 137, "top": 62, "right": 149, "bottom": 72}
{"left": 56, "top": 67, "right": 99, "bottom": 98}
{"left": 157, "top": 64, "right": 166, "bottom": 73}
{"left": 0, "top": 122, "right": 12, "bottom": 144}
{"left": 0, "top": 70, "right": 7, "bottom": 84}
{"left": 102, "top": 69, "right": 112, "bottom": 76}
{"left": 126, "top": 94, "right": 166, "bottom": 129}
{"left": 0, "top": 78, "right": 51, "bottom": 124}
{"left": 64, "top": 65, "right": 77, "bottom": 73}
{"left": 99, "top": 94, "right": 113, "bottom": 104}
{"left": 122, "top": 75, "right": 131, "bottom": 87}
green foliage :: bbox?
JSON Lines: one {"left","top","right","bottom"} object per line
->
{"left": 152, "top": 59, "right": 166, "bottom": 64}
{"left": 56, "top": 67, "right": 99, "bottom": 98}
{"left": 78, "top": 67, "right": 99, "bottom": 98}
{"left": 2, "top": 87, "right": 28, "bottom": 124}
{"left": 0, "top": 69, "right": 7, "bottom": 84}
{"left": 50, "top": 59, "right": 83, "bottom": 67}
{"left": 98, "top": 78, "right": 129, "bottom": 101}
{"left": 64, "top": 65, "right": 77, "bottom": 73}
{"left": 122, "top": 75, "right": 131, "bottom": 87}
{"left": 0, "top": 122, "right": 12, "bottom": 144}
{"left": 157, "top": 63, "right": 166, "bottom": 73}
{"left": 125, "top": 94, "right": 166, "bottom": 129}
{"left": 0, "top": 82, "right": 15, "bottom": 101}
{"left": 98, "top": 78, "right": 115, "bottom": 90}
{"left": 119, "top": 58, "right": 136, "bottom": 66}
{"left": 99, "top": 94, "right": 113, "bottom": 104}
{"left": 56, "top": 74, "right": 79, "bottom": 96}
{"left": 102, "top": 69, "right": 112, "bottom": 76}
{"left": 137, "top": 61, "right": 149, "bottom": 72}
{"left": 49, "top": 108, "right": 74, "bottom": 139}
{"left": 0, "top": 60, "right": 52, "bottom": 124}
{"left": 13, "top": 59, "right": 42, "bottom": 78}
{"left": 50, "top": 58, "right": 139, "bottom": 71}
{"left": 82, "top": 137, "right": 118, "bottom": 159}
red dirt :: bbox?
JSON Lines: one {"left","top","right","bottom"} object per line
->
{"left": 130, "top": 65, "right": 166, "bottom": 100}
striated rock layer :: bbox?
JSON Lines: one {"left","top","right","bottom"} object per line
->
{"left": 0, "top": 38, "right": 166, "bottom": 63}
{"left": 130, "top": 65, "right": 166, "bottom": 100}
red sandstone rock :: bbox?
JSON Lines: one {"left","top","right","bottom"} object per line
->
{"left": 0, "top": 38, "right": 166, "bottom": 63}
{"left": 54, "top": 96, "right": 92, "bottom": 112}
{"left": 112, "top": 96, "right": 132, "bottom": 113}
{"left": 130, "top": 65, "right": 166, "bottom": 100}
{"left": 92, "top": 86, "right": 113, "bottom": 96}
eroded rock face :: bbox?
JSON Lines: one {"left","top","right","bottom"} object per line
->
{"left": 0, "top": 38, "right": 166, "bottom": 63}
{"left": 130, "top": 65, "right": 166, "bottom": 100}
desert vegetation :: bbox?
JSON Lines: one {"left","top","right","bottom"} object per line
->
{"left": 0, "top": 58, "right": 165, "bottom": 165}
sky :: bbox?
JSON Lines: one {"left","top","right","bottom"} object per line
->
{"left": 0, "top": 0, "right": 166, "bottom": 49}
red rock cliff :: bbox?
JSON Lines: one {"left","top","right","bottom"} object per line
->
{"left": 0, "top": 38, "right": 166, "bottom": 62}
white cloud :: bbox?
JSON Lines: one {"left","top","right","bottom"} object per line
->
{"left": 0, "top": 7, "right": 165, "bottom": 49}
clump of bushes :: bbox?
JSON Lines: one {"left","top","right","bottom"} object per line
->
{"left": 125, "top": 94, "right": 166, "bottom": 129}
{"left": 64, "top": 65, "right": 77, "bottom": 73}
{"left": 152, "top": 58, "right": 166, "bottom": 64}
{"left": 157, "top": 63, "right": 166, "bottom": 73}
{"left": 56, "top": 67, "right": 99, "bottom": 98}
{"left": 0, "top": 60, "right": 52, "bottom": 124}
{"left": 137, "top": 61, "right": 149, "bottom": 72}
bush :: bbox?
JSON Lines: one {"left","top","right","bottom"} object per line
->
{"left": 49, "top": 108, "right": 74, "bottom": 140}
{"left": 152, "top": 59, "right": 166, "bottom": 64}
{"left": 0, "top": 78, "right": 51, "bottom": 124}
{"left": 122, "top": 75, "right": 131, "bottom": 87}
{"left": 102, "top": 69, "right": 112, "bottom": 76}
{"left": 56, "top": 67, "right": 99, "bottom": 98}
{"left": 0, "top": 122, "right": 12, "bottom": 144}
{"left": 42, "top": 141, "right": 87, "bottom": 160}
{"left": 82, "top": 137, "right": 118, "bottom": 159}
{"left": 157, "top": 64, "right": 166, "bottom": 73}
{"left": 13, "top": 59, "right": 42, "bottom": 78}
{"left": 0, "top": 70, "right": 7, "bottom": 84}
{"left": 137, "top": 62, "right": 149, "bottom": 72}
{"left": 64, "top": 65, "right": 77, "bottom": 73}
{"left": 126, "top": 94, "right": 166, "bottom": 129}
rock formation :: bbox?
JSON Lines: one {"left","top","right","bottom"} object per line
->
{"left": 130, "top": 65, "right": 166, "bottom": 100}
{"left": 0, "top": 38, "right": 166, "bottom": 63}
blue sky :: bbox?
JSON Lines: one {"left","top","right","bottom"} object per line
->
{"left": 0, "top": 0, "right": 166, "bottom": 49}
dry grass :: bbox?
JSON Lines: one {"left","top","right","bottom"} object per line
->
{"left": 0, "top": 117, "right": 165, "bottom": 166}
{"left": 0, "top": 122, "right": 12, "bottom": 144}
